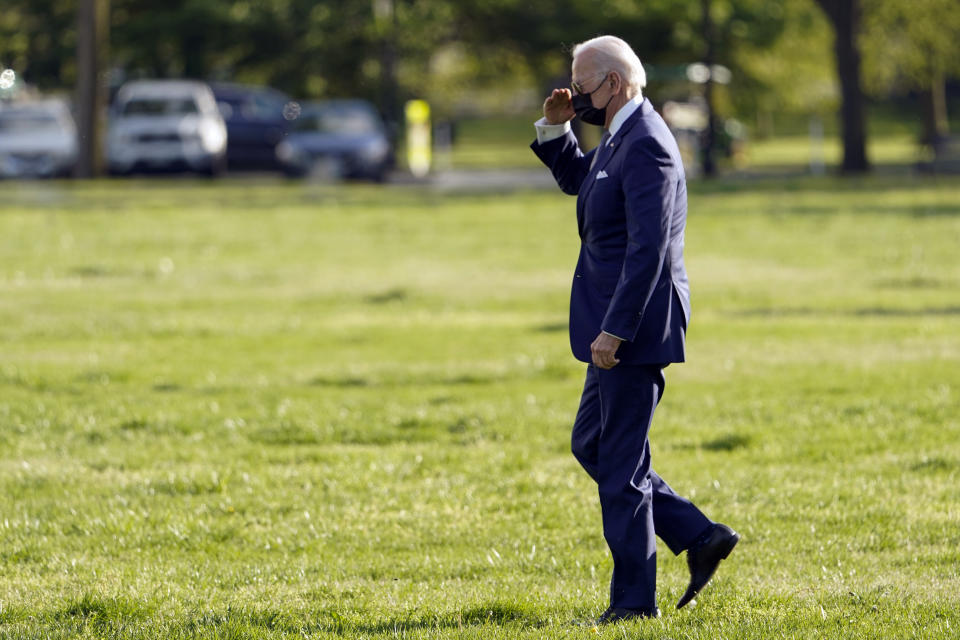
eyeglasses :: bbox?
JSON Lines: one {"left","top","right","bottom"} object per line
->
{"left": 571, "top": 72, "right": 609, "bottom": 96}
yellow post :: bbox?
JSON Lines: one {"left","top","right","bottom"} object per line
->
{"left": 405, "top": 99, "right": 431, "bottom": 178}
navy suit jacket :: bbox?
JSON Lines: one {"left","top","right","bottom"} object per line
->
{"left": 531, "top": 98, "right": 690, "bottom": 365}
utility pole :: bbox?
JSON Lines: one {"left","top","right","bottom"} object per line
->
{"left": 75, "top": 0, "right": 108, "bottom": 178}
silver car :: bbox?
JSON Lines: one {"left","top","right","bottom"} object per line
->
{"left": 0, "top": 99, "right": 78, "bottom": 178}
{"left": 108, "top": 80, "right": 227, "bottom": 175}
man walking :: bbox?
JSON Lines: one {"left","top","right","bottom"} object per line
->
{"left": 530, "top": 35, "right": 739, "bottom": 623}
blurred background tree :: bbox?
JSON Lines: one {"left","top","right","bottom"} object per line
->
{"left": 862, "top": 0, "right": 960, "bottom": 145}
{"left": 0, "top": 0, "right": 77, "bottom": 88}
{"left": 812, "top": 0, "right": 870, "bottom": 172}
{"left": 1, "top": 0, "right": 957, "bottom": 173}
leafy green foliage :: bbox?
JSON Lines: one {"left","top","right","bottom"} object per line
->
{"left": 1, "top": 0, "right": 956, "bottom": 130}
{"left": 862, "top": 0, "right": 960, "bottom": 91}
{"left": 0, "top": 0, "right": 77, "bottom": 88}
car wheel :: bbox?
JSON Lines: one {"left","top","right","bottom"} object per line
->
{"left": 372, "top": 166, "right": 390, "bottom": 183}
{"left": 202, "top": 156, "right": 227, "bottom": 178}
{"left": 282, "top": 165, "right": 307, "bottom": 179}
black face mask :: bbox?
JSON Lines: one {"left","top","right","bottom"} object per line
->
{"left": 572, "top": 88, "right": 614, "bottom": 126}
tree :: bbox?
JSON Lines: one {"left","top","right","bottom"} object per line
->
{"left": 699, "top": 0, "right": 723, "bottom": 177}
{"left": 75, "top": 0, "right": 109, "bottom": 177}
{"left": 734, "top": 1, "right": 835, "bottom": 128}
{"left": 862, "top": 0, "right": 960, "bottom": 146}
{"left": 812, "top": 0, "right": 870, "bottom": 173}
{"left": 0, "top": 0, "right": 77, "bottom": 90}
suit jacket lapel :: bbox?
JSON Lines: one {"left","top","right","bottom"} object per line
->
{"left": 578, "top": 99, "right": 652, "bottom": 206}
{"left": 577, "top": 99, "right": 655, "bottom": 236}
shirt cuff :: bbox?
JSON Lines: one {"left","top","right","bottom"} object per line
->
{"left": 534, "top": 117, "right": 571, "bottom": 145}
{"left": 602, "top": 330, "right": 626, "bottom": 342}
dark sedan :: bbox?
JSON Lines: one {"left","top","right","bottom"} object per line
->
{"left": 275, "top": 100, "right": 392, "bottom": 181}
{"left": 211, "top": 83, "right": 294, "bottom": 171}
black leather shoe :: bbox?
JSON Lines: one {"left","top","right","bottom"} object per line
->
{"left": 596, "top": 606, "right": 660, "bottom": 624}
{"left": 676, "top": 523, "right": 740, "bottom": 609}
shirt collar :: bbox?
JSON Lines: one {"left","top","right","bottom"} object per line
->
{"left": 608, "top": 94, "right": 644, "bottom": 138}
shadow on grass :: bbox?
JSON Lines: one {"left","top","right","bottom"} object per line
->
{"left": 309, "top": 375, "right": 372, "bottom": 388}
{"left": 308, "top": 372, "right": 501, "bottom": 388}
{"left": 307, "top": 364, "right": 575, "bottom": 389}
{"left": 4, "top": 599, "right": 650, "bottom": 638}
{"left": 874, "top": 276, "right": 952, "bottom": 290}
{"left": 11, "top": 594, "right": 156, "bottom": 635}
{"left": 535, "top": 322, "right": 567, "bottom": 333}
{"left": 875, "top": 203, "right": 960, "bottom": 217}
{"left": 732, "top": 306, "right": 960, "bottom": 318}
{"left": 313, "top": 602, "right": 542, "bottom": 635}
{"left": 669, "top": 432, "right": 754, "bottom": 453}
{"left": 165, "top": 602, "right": 544, "bottom": 636}
{"left": 688, "top": 168, "right": 953, "bottom": 197}
{"left": 364, "top": 288, "right": 408, "bottom": 304}
{"left": 911, "top": 456, "right": 960, "bottom": 474}
{"left": 702, "top": 433, "right": 754, "bottom": 452}
{"left": 849, "top": 306, "right": 960, "bottom": 317}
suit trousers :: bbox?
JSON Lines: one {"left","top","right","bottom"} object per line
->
{"left": 572, "top": 363, "right": 713, "bottom": 610}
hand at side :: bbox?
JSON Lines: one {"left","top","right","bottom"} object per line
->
{"left": 590, "top": 332, "right": 622, "bottom": 369}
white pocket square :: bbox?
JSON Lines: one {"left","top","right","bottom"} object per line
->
{"left": 596, "top": 170, "right": 608, "bottom": 179}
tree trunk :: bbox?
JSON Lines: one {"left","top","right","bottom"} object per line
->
{"left": 700, "top": 0, "right": 717, "bottom": 177}
{"left": 375, "top": 0, "right": 400, "bottom": 131}
{"left": 814, "top": 0, "right": 869, "bottom": 173}
{"left": 181, "top": 32, "right": 206, "bottom": 79}
{"left": 920, "top": 69, "right": 949, "bottom": 147}
{"left": 75, "top": 0, "right": 109, "bottom": 179}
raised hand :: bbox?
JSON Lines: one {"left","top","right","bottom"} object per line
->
{"left": 543, "top": 88, "right": 575, "bottom": 125}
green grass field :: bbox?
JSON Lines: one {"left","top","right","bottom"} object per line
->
{"left": 1, "top": 175, "right": 959, "bottom": 639}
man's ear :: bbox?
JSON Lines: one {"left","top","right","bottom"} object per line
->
{"left": 610, "top": 71, "right": 623, "bottom": 94}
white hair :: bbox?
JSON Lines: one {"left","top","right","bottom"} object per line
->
{"left": 572, "top": 35, "right": 646, "bottom": 97}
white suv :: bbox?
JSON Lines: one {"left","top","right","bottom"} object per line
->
{"left": 0, "top": 99, "right": 77, "bottom": 178}
{"left": 108, "top": 80, "right": 227, "bottom": 175}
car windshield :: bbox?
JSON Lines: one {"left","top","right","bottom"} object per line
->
{"left": 293, "top": 106, "right": 380, "bottom": 134}
{"left": 0, "top": 112, "right": 62, "bottom": 132}
{"left": 218, "top": 94, "right": 285, "bottom": 121}
{"left": 122, "top": 98, "right": 199, "bottom": 116}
